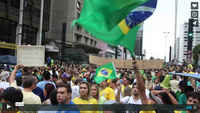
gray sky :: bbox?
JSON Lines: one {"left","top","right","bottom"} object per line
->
{"left": 143, "top": 0, "right": 195, "bottom": 60}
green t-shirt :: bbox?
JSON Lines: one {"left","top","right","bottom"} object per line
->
{"left": 178, "top": 93, "right": 187, "bottom": 104}
{"left": 175, "top": 91, "right": 182, "bottom": 100}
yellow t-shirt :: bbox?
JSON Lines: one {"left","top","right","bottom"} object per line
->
{"left": 139, "top": 110, "right": 180, "bottom": 113}
{"left": 73, "top": 97, "right": 99, "bottom": 113}
{"left": 100, "top": 87, "right": 115, "bottom": 101}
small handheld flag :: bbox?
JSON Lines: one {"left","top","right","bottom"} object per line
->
{"left": 94, "top": 62, "right": 117, "bottom": 84}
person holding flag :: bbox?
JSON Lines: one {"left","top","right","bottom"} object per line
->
{"left": 93, "top": 62, "right": 117, "bottom": 103}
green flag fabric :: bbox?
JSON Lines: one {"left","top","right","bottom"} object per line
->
{"left": 72, "top": 0, "right": 149, "bottom": 55}
{"left": 94, "top": 62, "right": 117, "bottom": 84}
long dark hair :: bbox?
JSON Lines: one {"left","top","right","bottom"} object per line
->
{"left": 44, "top": 83, "right": 55, "bottom": 100}
{"left": 90, "top": 83, "right": 99, "bottom": 100}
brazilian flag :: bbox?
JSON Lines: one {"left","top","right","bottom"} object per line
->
{"left": 94, "top": 62, "right": 117, "bottom": 84}
{"left": 72, "top": 0, "right": 157, "bottom": 56}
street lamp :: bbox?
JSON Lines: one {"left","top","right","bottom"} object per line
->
{"left": 174, "top": 0, "right": 178, "bottom": 62}
{"left": 163, "top": 32, "right": 170, "bottom": 62}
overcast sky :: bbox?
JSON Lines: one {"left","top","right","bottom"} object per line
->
{"left": 143, "top": 0, "right": 197, "bottom": 60}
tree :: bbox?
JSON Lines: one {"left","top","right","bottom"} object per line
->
{"left": 192, "top": 44, "right": 200, "bottom": 68}
{"left": 150, "top": 56, "right": 154, "bottom": 60}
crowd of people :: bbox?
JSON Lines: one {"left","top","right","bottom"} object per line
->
{"left": 0, "top": 60, "right": 199, "bottom": 113}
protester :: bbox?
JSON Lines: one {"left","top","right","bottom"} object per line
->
{"left": 0, "top": 87, "right": 23, "bottom": 113}
{"left": 73, "top": 81, "right": 98, "bottom": 113}
{"left": 90, "top": 83, "right": 99, "bottom": 101}
{"left": 43, "top": 83, "right": 56, "bottom": 104}
{"left": 37, "top": 71, "right": 56, "bottom": 91}
{"left": 0, "top": 59, "right": 199, "bottom": 113}
{"left": 56, "top": 83, "right": 80, "bottom": 113}
{"left": 9, "top": 64, "right": 42, "bottom": 104}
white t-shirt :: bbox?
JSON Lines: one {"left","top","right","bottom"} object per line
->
{"left": 127, "top": 96, "right": 142, "bottom": 104}
{"left": 22, "top": 91, "right": 41, "bottom": 104}
{"left": 71, "top": 85, "right": 80, "bottom": 100}
{"left": 121, "top": 96, "right": 131, "bottom": 104}
{"left": 0, "top": 81, "right": 10, "bottom": 89}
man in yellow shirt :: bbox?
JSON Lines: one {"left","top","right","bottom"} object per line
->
{"left": 73, "top": 81, "right": 98, "bottom": 113}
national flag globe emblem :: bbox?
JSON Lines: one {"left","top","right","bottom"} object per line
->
{"left": 101, "top": 69, "right": 109, "bottom": 77}
{"left": 97, "top": 68, "right": 113, "bottom": 77}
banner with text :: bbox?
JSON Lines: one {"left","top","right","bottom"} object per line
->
{"left": 89, "top": 55, "right": 164, "bottom": 69}
{"left": 17, "top": 45, "right": 45, "bottom": 67}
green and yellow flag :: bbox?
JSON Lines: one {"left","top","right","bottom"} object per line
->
{"left": 73, "top": 0, "right": 157, "bottom": 55}
{"left": 94, "top": 62, "right": 117, "bottom": 84}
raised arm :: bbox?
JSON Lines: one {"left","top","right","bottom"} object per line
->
{"left": 133, "top": 61, "right": 148, "bottom": 104}
{"left": 9, "top": 64, "right": 24, "bottom": 84}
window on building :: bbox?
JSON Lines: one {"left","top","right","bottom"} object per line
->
{"left": 196, "top": 31, "right": 200, "bottom": 33}
{"left": 77, "top": 12, "right": 80, "bottom": 19}
{"left": 77, "top": 1, "right": 81, "bottom": 11}
{"left": 76, "top": 24, "right": 81, "bottom": 31}
{"left": 75, "top": 34, "right": 82, "bottom": 42}
{"left": 85, "top": 37, "right": 88, "bottom": 44}
{"left": 90, "top": 39, "right": 93, "bottom": 45}
{"left": 11, "top": 0, "right": 20, "bottom": 9}
{"left": 0, "top": 0, "right": 7, "bottom": 3}
{"left": 94, "top": 41, "right": 97, "bottom": 47}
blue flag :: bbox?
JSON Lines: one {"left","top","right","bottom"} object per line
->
{"left": 169, "top": 72, "right": 200, "bottom": 79}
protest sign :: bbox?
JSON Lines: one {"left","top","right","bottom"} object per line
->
{"left": 17, "top": 45, "right": 45, "bottom": 67}
{"left": 89, "top": 55, "right": 164, "bottom": 69}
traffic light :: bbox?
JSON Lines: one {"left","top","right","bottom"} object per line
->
{"left": 188, "top": 19, "right": 194, "bottom": 37}
{"left": 188, "top": 19, "right": 194, "bottom": 51}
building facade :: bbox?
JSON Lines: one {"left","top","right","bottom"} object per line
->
{"left": 134, "top": 25, "right": 144, "bottom": 60}
{"left": 47, "top": 0, "right": 107, "bottom": 63}
{"left": 177, "top": 22, "right": 200, "bottom": 63}
{"left": 0, "top": 0, "right": 51, "bottom": 55}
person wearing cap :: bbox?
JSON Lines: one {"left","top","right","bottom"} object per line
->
{"left": 61, "top": 72, "right": 72, "bottom": 85}
{"left": 73, "top": 81, "right": 98, "bottom": 113}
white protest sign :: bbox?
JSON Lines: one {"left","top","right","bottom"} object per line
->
{"left": 17, "top": 45, "right": 45, "bottom": 67}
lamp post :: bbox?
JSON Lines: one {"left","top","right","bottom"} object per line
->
{"left": 37, "top": 0, "right": 44, "bottom": 45}
{"left": 16, "top": 0, "right": 24, "bottom": 45}
{"left": 174, "top": 0, "right": 178, "bottom": 62}
{"left": 163, "top": 32, "right": 170, "bottom": 62}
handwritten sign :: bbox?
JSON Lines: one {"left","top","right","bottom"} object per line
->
{"left": 17, "top": 45, "right": 45, "bottom": 67}
{"left": 89, "top": 55, "right": 164, "bottom": 69}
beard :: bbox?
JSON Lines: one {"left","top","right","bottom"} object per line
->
{"left": 133, "top": 93, "right": 139, "bottom": 96}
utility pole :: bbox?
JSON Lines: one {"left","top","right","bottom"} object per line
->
{"left": 174, "top": 0, "right": 178, "bottom": 62}
{"left": 37, "top": 0, "right": 44, "bottom": 45}
{"left": 16, "top": 0, "right": 24, "bottom": 45}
